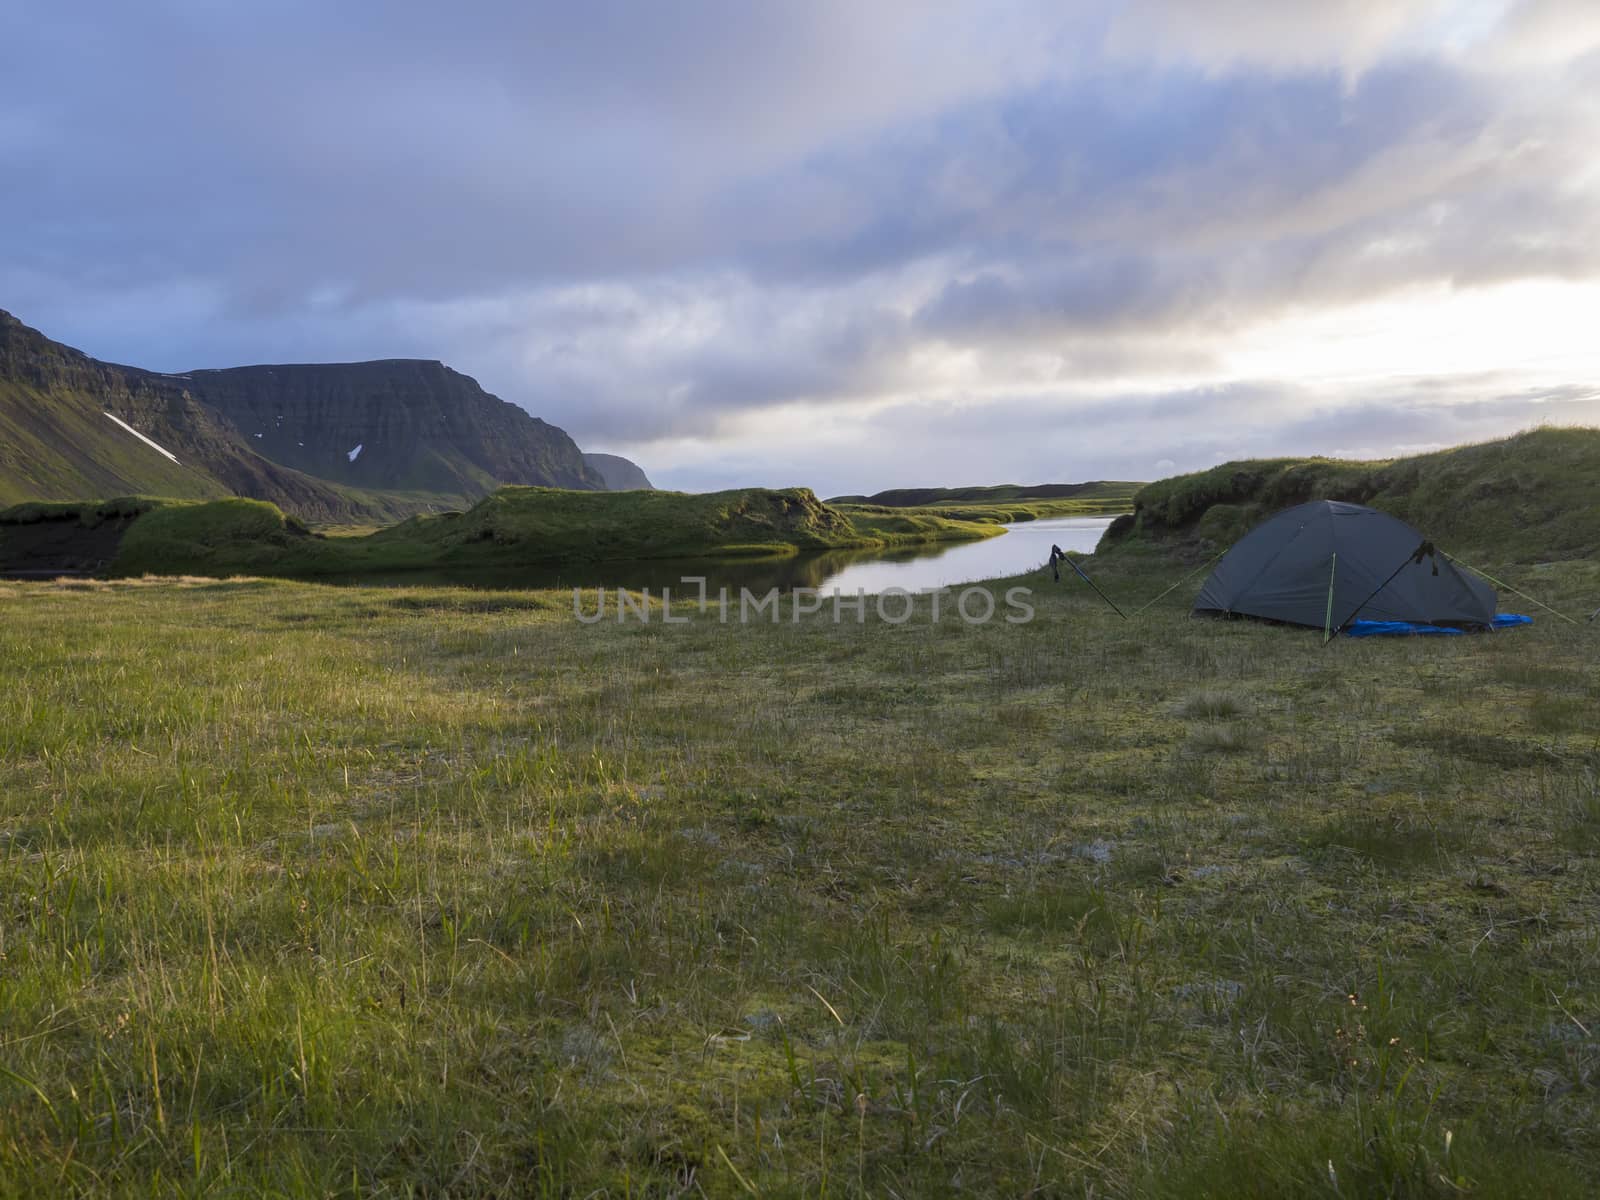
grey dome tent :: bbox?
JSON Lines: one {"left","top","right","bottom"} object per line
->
{"left": 1194, "top": 500, "right": 1495, "bottom": 631}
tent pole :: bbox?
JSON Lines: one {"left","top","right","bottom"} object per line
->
{"left": 1322, "top": 553, "right": 1337, "bottom": 645}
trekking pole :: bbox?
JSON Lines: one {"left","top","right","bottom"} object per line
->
{"left": 1439, "top": 552, "right": 1583, "bottom": 627}
{"left": 1131, "top": 544, "right": 1230, "bottom": 617}
{"left": 1325, "top": 540, "right": 1433, "bottom": 646}
{"left": 1049, "top": 544, "right": 1128, "bottom": 620}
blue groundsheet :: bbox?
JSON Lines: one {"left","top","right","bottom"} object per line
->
{"left": 1344, "top": 613, "right": 1533, "bottom": 638}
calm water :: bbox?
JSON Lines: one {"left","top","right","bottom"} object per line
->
{"left": 316, "top": 516, "right": 1119, "bottom": 594}
{"left": 817, "top": 516, "right": 1115, "bottom": 594}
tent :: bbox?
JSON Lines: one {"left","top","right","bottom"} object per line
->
{"left": 1193, "top": 500, "right": 1496, "bottom": 632}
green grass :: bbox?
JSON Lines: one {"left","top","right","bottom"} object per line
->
{"left": 1, "top": 547, "right": 1597, "bottom": 1195}
{"left": 1103, "top": 426, "right": 1600, "bottom": 562}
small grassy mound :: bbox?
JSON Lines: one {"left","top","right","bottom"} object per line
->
{"left": 400, "top": 485, "right": 859, "bottom": 563}
{"left": 110, "top": 498, "right": 319, "bottom": 575}
{"left": 1101, "top": 426, "right": 1600, "bottom": 563}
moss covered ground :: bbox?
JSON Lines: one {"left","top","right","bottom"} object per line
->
{"left": 1, "top": 547, "right": 1597, "bottom": 1195}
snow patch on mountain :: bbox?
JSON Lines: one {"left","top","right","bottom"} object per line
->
{"left": 103, "top": 411, "right": 180, "bottom": 464}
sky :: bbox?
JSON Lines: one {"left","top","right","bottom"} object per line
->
{"left": 3, "top": 0, "right": 1598, "bottom": 494}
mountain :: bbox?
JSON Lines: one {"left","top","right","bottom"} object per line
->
{"left": 583, "top": 452, "right": 654, "bottom": 490}
{"left": 186, "top": 360, "right": 601, "bottom": 499}
{"left": 0, "top": 308, "right": 604, "bottom": 522}
{"left": 1098, "top": 427, "right": 1600, "bottom": 562}
{"left": 0, "top": 308, "right": 385, "bottom": 520}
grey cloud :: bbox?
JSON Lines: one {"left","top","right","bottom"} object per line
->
{"left": 897, "top": 58, "right": 1599, "bottom": 347}
{"left": 2, "top": 3, "right": 1598, "bottom": 495}
{"left": 1, "top": 1, "right": 1084, "bottom": 307}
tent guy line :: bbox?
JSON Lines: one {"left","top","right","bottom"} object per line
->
{"left": 1440, "top": 552, "right": 1584, "bottom": 627}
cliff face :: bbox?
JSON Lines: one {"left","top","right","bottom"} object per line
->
{"left": 187, "top": 361, "right": 604, "bottom": 497}
{"left": 583, "top": 452, "right": 654, "bottom": 490}
{"left": 0, "top": 308, "right": 604, "bottom": 522}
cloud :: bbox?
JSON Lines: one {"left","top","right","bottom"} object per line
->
{"left": 1485, "top": 0, "right": 1600, "bottom": 66}
{"left": 1, "top": 2, "right": 1597, "bottom": 493}
{"left": 1102, "top": 0, "right": 1455, "bottom": 74}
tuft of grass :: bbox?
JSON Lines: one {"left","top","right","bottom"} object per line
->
{"left": 984, "top": 881, "right": 1121, "bottom": 945}
{"left": 1394, "top": 728, "right": 1554, "bottom": 769}
{"left": 1302, "top": 811, "right": 1465, "bottom": 870}
{"left": 1528, "top": 694, "right": 1592, "bottom": 735}
{"left": 1175, "top": 689, "right": 1244, "bottom": 720}
{"left": 1187, "top": 723, "right": 1256, "bottom": 754}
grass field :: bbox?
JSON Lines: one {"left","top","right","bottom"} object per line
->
{"left": 2, "top": 553, "right": 1598, "bottom": 1196}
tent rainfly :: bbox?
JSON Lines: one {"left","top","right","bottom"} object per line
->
{"left": 1193, "top": 500, "right": 1496, "bottom": 631}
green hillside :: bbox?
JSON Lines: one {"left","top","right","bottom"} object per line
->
{"left": 0, "top": 386, "right": 226, "bottom": 507}
{"left": 1100, "top": 428, "right": 1600, "bottom": 563}
{"left": 0, "top": 310, "right": 449, "bottom": 523}
{"left": 0, "top": 485, "right": 998, "bottom": 578}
